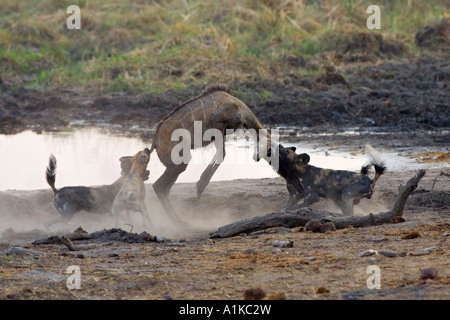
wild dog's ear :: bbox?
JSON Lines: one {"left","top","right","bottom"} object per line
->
{"left": 296, "top": 153, "right": 310, "bottom": 165}
{"left": 119, "top": 156, "right": 133, "bottom": 175}
{"left": 288, "top": 146, "right": 297, "bottom": 152}
{"left": 278, "top": 144, "right": 288, "bottom": 155}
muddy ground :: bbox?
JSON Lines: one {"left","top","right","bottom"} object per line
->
{"left": 0, "top": 23, "right": 449, "bottom": 300}
{"left": 1, "top": 45, "right": 449, "bottom": 139}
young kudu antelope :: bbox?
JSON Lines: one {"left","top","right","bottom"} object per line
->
{"left": 148, "top": 84, "right": 273, "bottom": 225}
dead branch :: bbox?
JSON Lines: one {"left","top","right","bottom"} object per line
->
{"left": 33, "top": 228, "right": 160, "bottom": 246}
{"left": 62, "top": 237, "right": 103, "bottom": 251}
{"left": 32, "top": 231, "right": 92, "bottom": 245}
{"left": 210, "top": 170, "right": 426, "bottom": 238}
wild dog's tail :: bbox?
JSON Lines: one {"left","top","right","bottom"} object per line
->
{"left": 46, "top": 154, "right": 58, "bottom": 194}
{"left": 361, "top": 145, "right": 387, "bottom": 185}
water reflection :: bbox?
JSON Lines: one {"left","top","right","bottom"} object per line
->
{"left": 0, "top": 128, "right": 403, "bottom": 191}
{"left": 0, "top": 129, "right": 278, "bottom": 191}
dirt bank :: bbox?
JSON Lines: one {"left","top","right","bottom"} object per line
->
{"left": 1, "top": 52, "right": 449, "bottom": 138}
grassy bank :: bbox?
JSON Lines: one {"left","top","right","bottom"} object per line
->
{"left": 0, "top": 0, "right": 448, "bottom": 94}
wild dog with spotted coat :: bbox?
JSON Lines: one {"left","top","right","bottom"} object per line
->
{"left": 112, "top": 148, "right": 153, "bottom": 229}
{"left": 45, "top": 154, "right": 149, "bottom": 227}
{"left": 282, "top": 145, "right": 386, "bottom": 216}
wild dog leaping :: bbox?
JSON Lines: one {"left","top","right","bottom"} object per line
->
{"left": 112, "top": 148, "right": 152, "bottom": 229}
{"left": 283, "top": 145, "right": 387, "bottom": 216}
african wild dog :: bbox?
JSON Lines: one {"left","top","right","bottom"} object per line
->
{"left": 281, "top": 145, "right": 386, "bottom": 216}
{"left": 112, "top": 148, "right": 152, "bottom": 229}
{"left": 45, "top": 154, "right": 150, "bottom": 227}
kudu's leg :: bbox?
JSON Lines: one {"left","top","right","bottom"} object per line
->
{"left": 196, "top": 142, "right": 226, "bottom": 198}
{"left": 111, "top": 203, "right": 123, "bottom": 228}
{"left": 153, "top": 163, "right": 188, "bottom": 225}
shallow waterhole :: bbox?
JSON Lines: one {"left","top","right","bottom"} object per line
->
{"left": 0, "top": 127, "right": 436, "bottom": 191}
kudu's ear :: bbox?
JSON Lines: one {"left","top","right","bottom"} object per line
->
{"left": 297, "top": 153, "right": 310, "bottom": 165}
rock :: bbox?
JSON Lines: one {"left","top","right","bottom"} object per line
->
{"left": 303, "top": 256, "right": 317, "bottom": 262}
{"left": 272, "top": 240, "right": 294, "bottom": 248}
{"left": 264, "top": 292, "right": 287, "bottom": 300}
{"left": 420, "top": 268, "right": 438, "bottom": 280}
{"left": 357, "top": 249, "right": 377, "bottom": 257}
{"left": 401, "top": 231, "right": 421, "bottom": 239}
{"left": 368, "top": 237, "right": 388, "bottom": 242}
{"left": 244, "top": 287, "right": 266, "bottom": 300}
{"left": 316, "top": 287, "right": 330, "bottom": 294}
{"left": 410, "top": 246, "right": 436, "bottom": 256}
{"left": 319, "top": 222, "right": 336, "bottom": 233}
{"left": 305, "top": 219, "right": 321, "bottom": 232}
{"left": 243, "top": 249, "right": 257, "bottom": 255}
{"left": 377, "top": 250, "right": 407, "bottom": 258}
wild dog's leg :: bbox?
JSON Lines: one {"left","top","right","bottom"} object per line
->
{"left": 334, "top": 198, "right": 352, "bottom": 217}
{"left": 139, "top": 202, "right": 154, "bottom": 230}
{"left": 340, "top": 183, "right": 370, "bottom": 216}
{"left": 283, "top": 183, "right": 303, "bottom": 211}
{"left": 111, "top": 203, "right": 122, "bottom": 228}
{"left": 295, "top": 191, "right": 319, "bottom": 208}
{"left": 44, "top": 214, "right": 73, "bottom": 228}
{"left": 284, "top": 184, "right": 298, "bottom": 211}
{"left": 196, "top": 142, "right": 226, "bottom": 198}
{"left": 283, "top": 176, "right": 306, "bottom": 211}
{"left": 153, "top": 163, "right": 188, "bottom": 225}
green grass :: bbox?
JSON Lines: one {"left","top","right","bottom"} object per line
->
{"left": 0, "top": 0, "right": 448, "bottom": 94}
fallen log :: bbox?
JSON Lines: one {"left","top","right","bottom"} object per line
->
{"left": 33, "top": 228, "right": 161, "bottom": 245}
{"left": 32, "top": 228, "right": 92, "bottom": 245}
{"left": 62, "top": 237, "right": 110, "bottom": 251}
{"left": 210, "top": 170, "right": 426, "bottom": 238}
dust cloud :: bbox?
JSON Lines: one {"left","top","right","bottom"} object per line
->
{"left": 0, "top": 182, "right": 242, "bottom": 242}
